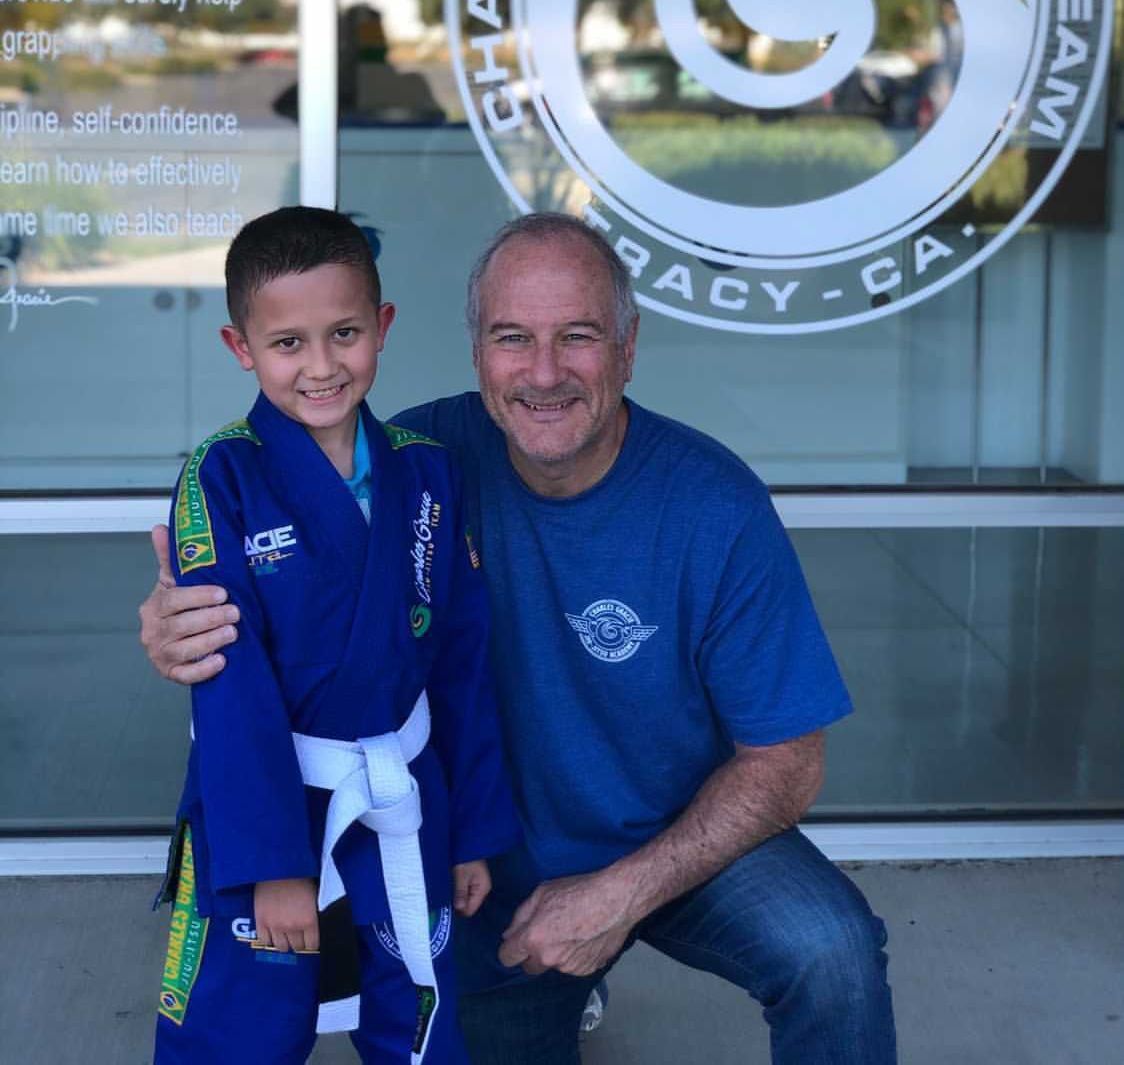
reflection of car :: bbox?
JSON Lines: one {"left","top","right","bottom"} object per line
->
{"left": 242, "top": 48, "right": 297, "bottom": 67}
{"left": 0, "top": 234, "right": 22, "bottom": 263}
{"left": 581, "top": 50, "right": 938, "bottom": 129}
{"left": 582, "top": 51, "right": 743, "bottom": 119}
{"left": 832, "top": 51, "right": 934, "bottom": 128}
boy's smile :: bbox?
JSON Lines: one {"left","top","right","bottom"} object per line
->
{"left": 221, "top": 263, "right": 395, "bottom": 472}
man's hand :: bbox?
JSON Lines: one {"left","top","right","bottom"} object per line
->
{"left": 453, "top": 859, "right": 492, "bottom": 917}
{"left": 498, "top": 867, "right": 637, "bottom": 977}
{"left": 138, "top": 524, "right": 238, "bottom": 684}
{"left": 498, "top": 733, "right": 824, "bottom": 978}
{"left": 253, "top": 878, "right": 320, "bottom": 953}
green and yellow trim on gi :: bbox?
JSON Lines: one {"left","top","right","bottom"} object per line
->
{"left": 158, "top": 825, "right": 209, "bottom": 1025}
{"left": 175, "top": 420, "right": 260, "bottom": 573}
{"left": 383, "top": 423, "right": 442, "bottom": 450}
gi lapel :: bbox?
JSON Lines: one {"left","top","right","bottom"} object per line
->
{"left": 246, "top": 392, "right": 369, "bottom": 594}
{"left": 321, "top": 403, "right": 424, "bottom": 726}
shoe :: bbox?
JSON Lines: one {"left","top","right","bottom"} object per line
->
{"left": 579, "top": 980, "right": 609, "bottom": 1034}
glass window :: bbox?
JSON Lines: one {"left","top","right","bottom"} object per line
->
{"left": 800, "top": 527, "right": 1124, "bottom": 815}
{"left": 0, "top": 1, "right": 299, "bottom": 490}
{"left": 348, "top": 0, "right": 1122, "bottom": 488}
{"left": 0, "top": 534, "right": 188, "bottom": 831}
{"left": 3, "top": 527, "right": 1121, "bottom": 830}
{"left": 2, "top": 1, "right": 1122, "bottom": 834}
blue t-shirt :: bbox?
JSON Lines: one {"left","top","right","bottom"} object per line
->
{"left": 393, "top": 393, "right": 851, "bottom": 893}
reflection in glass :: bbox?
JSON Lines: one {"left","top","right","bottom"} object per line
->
{"left": 0, "top": 1, "right": 299, "bottom": 491}
{"left": 579, "top": 1, "right": 964, "bottom": 207}
{"left": 2, "top": 527, "right": 1120, "bottom": 830}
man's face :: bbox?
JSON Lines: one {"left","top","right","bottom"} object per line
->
{"left": 474, "top": 234, "right": 636, "bottom": 497}
{"left": 221, "top": 263, "right": 395, "bottom": 452}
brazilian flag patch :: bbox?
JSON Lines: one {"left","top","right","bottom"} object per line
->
{"left": 157, "top": 827, "right": 209, "bottom": 1025}
{"left": 413, "top": 985, "right": 437, "bottom": 1055}
{"left": 174, "top": 420, "right": 260, "bottom": 574}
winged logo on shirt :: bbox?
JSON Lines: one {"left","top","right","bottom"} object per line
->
{"left": 565, "top": 599, "right": 658, "bottom": 663}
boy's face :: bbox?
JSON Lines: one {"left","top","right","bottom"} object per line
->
{"left": 221, "top": 263, "right": 395, "bottom": 449}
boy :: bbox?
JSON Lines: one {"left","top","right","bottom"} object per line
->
{"left": 153, "top": 207, "right": 520, "bottom": 1064}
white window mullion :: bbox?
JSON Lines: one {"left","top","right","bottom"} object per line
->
{"left": 298, "top": 0, "right": 338, "bottom": 208}
{"left": 3, "top": 493, "right": 1124, "bottom": 536}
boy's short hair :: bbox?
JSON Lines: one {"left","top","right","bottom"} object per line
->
{"left": 225, "top": 206, "right": 382, "bottom": 330}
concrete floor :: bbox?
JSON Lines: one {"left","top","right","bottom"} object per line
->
{"left": 2, "top": 859, "right": 1120, "bottom": 1064}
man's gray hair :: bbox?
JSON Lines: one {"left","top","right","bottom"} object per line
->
{"left": 465, "top": 212, "right": 639, "bottom": 348}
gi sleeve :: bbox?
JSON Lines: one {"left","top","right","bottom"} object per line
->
{"left": 698, "top": 492, "right": 853, "bottom": 747}
{"left": 170, "top": 452, "right": 319, "bottom": 893}
{"left": 425, "top": 473, "right": 522, "bottom": 865}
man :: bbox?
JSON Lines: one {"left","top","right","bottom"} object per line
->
{"left": 141, "top": 212, "right": 897, "bottom": 1063}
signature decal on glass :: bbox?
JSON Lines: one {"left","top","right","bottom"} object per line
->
{"left": 0, "top": 256, "right": 99, "bottom": 333}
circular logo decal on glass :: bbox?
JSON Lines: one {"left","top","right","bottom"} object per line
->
{"left": 448, "top": 0, "right": 1112, "bottom": 333}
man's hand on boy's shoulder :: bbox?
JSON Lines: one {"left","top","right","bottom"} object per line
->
{"left": 139, "top": 524, "right": 239, "bottom": 684}
{"left": 453, "top": 859, "right": 492, "bottom": 917}
{"left": 253, "top": 877, "right": 320, "bottom": 953}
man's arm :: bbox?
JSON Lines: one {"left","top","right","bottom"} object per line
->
{"left": 138, "top": 525, "right": 239, "bottom": 684}
{"left": 498, "top": 730, "right": 823, "bottom": 976}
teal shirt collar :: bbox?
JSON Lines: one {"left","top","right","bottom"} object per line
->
{"left": 343, "top": 415, "right": 372, "bottom": 519}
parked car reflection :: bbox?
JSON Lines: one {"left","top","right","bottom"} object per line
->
{"left": 580, "top": 47, "right": 948, "bottom": 130}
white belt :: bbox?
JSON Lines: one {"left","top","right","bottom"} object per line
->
{"left": 293, "top": 693, "right": 437, "bottom": 1060}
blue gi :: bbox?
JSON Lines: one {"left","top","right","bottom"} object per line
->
{"left": 154, "top": 392, "right": 521, "bottom": 1064}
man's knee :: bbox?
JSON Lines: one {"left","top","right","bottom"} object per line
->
{"left": 762, "top": 888, "right": 897, "bottom": 1059}
{"left": 768, "top": 888, "right": 890, "bottom": 1003}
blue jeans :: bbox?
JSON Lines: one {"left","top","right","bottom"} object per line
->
{"left": 457, "top": 829, "right": 896, "bottom": 1064}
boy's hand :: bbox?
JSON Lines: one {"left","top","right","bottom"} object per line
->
{"left": 253, "top": 878, "right": 320, "bottom": 952}
{"left": 453, "top": 859, "right": 492, "bottom": 917}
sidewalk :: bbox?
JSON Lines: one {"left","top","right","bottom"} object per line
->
{"left": 1, "top": 858, "right": 1120, "bottom": 1064}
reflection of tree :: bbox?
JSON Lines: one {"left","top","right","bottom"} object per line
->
{"left": 421, "top": 1, "right": 940, "bottom": 53}
{"left": 499, "top": 128, "right": 591, "bottom": 215}
{"left": 420, "top": 0, "right": 510, "bottom": 31}
{"left": 1, "top": 0, "right": 295, "bottom": 96}
{"left": 874, "top": 1, "right": 941, "bottom": 51}
{"left": 1, "top": 157, "right": 112, "bottom": 270}
{"left": 2, "top": 0, "right": 288, "bottom": 30}
{"left": 128, "top": 0, "right": 288, "bottom": 31}
{"left": 418, "top": 0, "right": 445, "bottom": 26}
{"left": 937, "top": 147, "right": 1029, "bottom": 225}
{"left": 0, "top": 4, "right": 66, "bottom": 31}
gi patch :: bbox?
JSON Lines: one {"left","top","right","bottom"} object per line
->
{"left": 413, "top": 985, "right": 437, "bottom": 1056}
{"left": 374, "top": 905, "right": 452, "bottom": 961}
{"left": 245, "top": 523, "right": 298, "bottom": 577}
{"left": 383, "top": 423, "right": 442, "bottom": 450}
{"left": 158, "top": 827, "right": 209, "bottom": 1025}
{"left": 175, "top": 420, "right": 261, "bottom": 574}
{"left": 410, "top": 604, "right": 432, "bottom": 638}
{"left": 409, "top": 489, "right": 441, "bottom": 635}
{"left": 255, "top": 949, "right": 298, "bottom": 967}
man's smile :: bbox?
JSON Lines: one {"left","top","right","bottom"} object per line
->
{"left": 516, "top": 398, "right": 580, "bottom": 413}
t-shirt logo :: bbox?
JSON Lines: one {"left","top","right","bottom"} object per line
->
{"left": 565, "top": 599, "right": 658, "bottom": 663}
